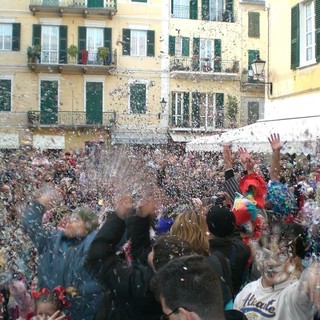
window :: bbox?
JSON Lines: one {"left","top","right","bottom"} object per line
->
{"left": 87, "top": 28, "right": 104, "bottom": 63}
{"left": 215, "top": 93, "right": 224, "bottom": 128}
{"left": 172, "top": 0, "right": 198, "bottom": 19}
{"left": 173, "top": 0, "right": 189, "bottom": 19}
{"left": 248, "top": 12, "right": 260, "bottom": 38}
{"left": 130, "top": 82, "right": 147, "bottom": 114}
{"left": 78, "top": 27, "right": 112, "bottom": 64}
{"left": 193, "top": 38, "right": 221, "bottom": 72}
{"left": 33, "top": 25, "right": 67, "bottom": 64}
{"left": 132, "top": 0, "right": 147, "bottom": 2}
{"left": 200, "top": 39, "right": 214, "bottom": 71}
{"left": 192, "top": 92, "right": 214, "bottom": 128}
{"left": 247, "top": 101, "right": 260, "bottom": 124}
{"left": 169, "top": 36, "right": 190, "bottom": 56}
{"left": 171, "top": 92, "right": 189, "bottom": 127}
{"left": 202, "top": 0, "right": 234, "bottom": 22}
{"left": 122, "top": 29, "right": 155, "bottom": 57}
{"left": 0, "top": 79, "right": 11, "bottom": 111}
{"left": 131, "top": 30, "right": 147, "bottom": 56}
{"left": 0, "top": 23, "right": 20, "bottom": 51}
{"left": 302, "top": 1, "right": 315, "bottom": 63}
{"left": 42, "top": 26, "right": 59, "bottom": 64}
{"left": 291, "top": 1, "right": 320, "bottom": 69}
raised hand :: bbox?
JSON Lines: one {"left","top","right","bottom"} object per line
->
{"left": 37, "top": 186, "right": 65, "bottom": 210}
{"left": 222, "top": 144, "right": 236, "bottom": 170}
{"left": 268, "top": 133, "right": 284, "bottom": 151}
{"left": 48, "top": 310, "right": 67, "bottom": 320}
{"left": 238, "top": 147, "right": 255, "bottom": 173}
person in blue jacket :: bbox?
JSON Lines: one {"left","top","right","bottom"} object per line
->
{"left": 21, "top": 187, "right": 103, "bottom": 320}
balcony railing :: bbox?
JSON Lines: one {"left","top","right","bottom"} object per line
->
{"left": 172, "top": 5, "right": 236, "bottom": 22}
{"left": 28, "top": 49, "right": 117, "bottom": 74}
{"left": 170, "top": 57, "right": 239, "bottom": 76}
{"left": 27, "top": 111, "right": 116, "bottom": 128}
{"left": 30, "top": 0, "right": 117, "bottom": 18}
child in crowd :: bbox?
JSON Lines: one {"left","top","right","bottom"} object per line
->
{"left": 31, "top": 286, "right": 71, "bottom": 320}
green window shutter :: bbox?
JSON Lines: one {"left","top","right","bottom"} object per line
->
{"left": 248, "top": 49, "right": 259, "bottom": 82}
{"left": 169, "top": 35, "right": 175, "bottom": 56}
{"left": 132, "top": 0, "right": 147, "bottom": 2}
{"left": 12, "top": 23, "right": 21, "bottom": 51}
{"left": 171, "top": 92, "right": 175, "bottom": 125}
{"left": 291, "top": 4, "right": 300, "bottom": 69}
{"left": 192, "top": 37, "right": 200, "bottom": 70}
{"left": 193, "top": 37, "right": 200, "bottom": 55}
{"left": 192, "top": 92, "right": 200, "bottom": 128}
{"left": 226, "top": 0, "right": 233, "bottom": 13}
{"left": 248, "top": 12, "right": 260, "bottom": 38}
{"left": 0, "top": 80, "right": 11, "bottom": 112}
{"left": 183, "top": 92, "right": 190, "bottom": 126}
{"left": 78, "top": 26, "right": 87, "bottom": 62}
{"left": 214, "top": 39, "right": 221, "bottom": 72}
{"left": 316, "top": 0, "right": 320, "bottom": 62}
{"left": 104, "top": 27, "right": 112, "bottom": 51}
{"left": 147, "top": 30, "right": 155, "bottom": 57}
{"left": 215, "top": 93, "right": 224, "bottom": 128}
{"left": 182, "top": 37, "right": 190, "bottom": 56}
{"left": 59, "top": 25, "right": 67, "bottom": 63}
{"left": 171, "top": 0, "right": 174, "bottom": 14}
{"left": 202, "top": 0, "right": 209, "bottom": 20}
{"left": 123, "top": 29, "right": 131, "bottom": 55}
{"left": 130, "top": 83, "right": 146, "bottom": 114}
{"left": 32, "top": 24, "right": 41, "bottom": 46}
{"left": 190, "top": 0, "right": 198, "bottom": 20}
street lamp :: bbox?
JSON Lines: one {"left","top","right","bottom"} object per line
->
{"left": 251, "top": 55, "right": 273, "bottom": 95}
{"left": 159, "top": 98, "right": 167, "bottom": 119}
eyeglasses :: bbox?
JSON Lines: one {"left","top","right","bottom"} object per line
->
{"left": 160, "top": 307, "right": 180, "bottom": 320}
{"left": 160, "top": 306, "right": 192, "bottom": 320}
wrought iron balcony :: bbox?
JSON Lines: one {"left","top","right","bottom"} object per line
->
{"left": 172, "top": 5, "right": 236, "bottom": 22}
{"left": 170, "top": 57, "right": 240, "bottom": 80}
{"left": 28, "top": 49, "right": 117, "bottom": 75}
{"left": 27, "top": 110, "right": 116, "bottom": 128}
{"left": 240, "top": 70, "right": 265, "bottom": 93}
{"left": 29, "top": 0, "right": 117, "bottom": 19}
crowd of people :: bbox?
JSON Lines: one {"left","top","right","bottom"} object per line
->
{"left": 1, "top": 134, "right": 320, "bottom": 319}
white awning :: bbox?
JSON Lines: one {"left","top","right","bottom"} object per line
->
{"left": 186, "top": 115, "right": 320, "bottom": 155}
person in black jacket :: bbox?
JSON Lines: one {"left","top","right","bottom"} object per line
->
{"left": 206, "top": 205, "right": 251, "bottom": 295}
{"left": 85, "top": 196, "right": 194, "bottom": 320}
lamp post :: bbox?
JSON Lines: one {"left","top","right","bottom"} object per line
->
{"left": 159, "top": 98, "right": 167, "bottom": 119}
{"left": 250, "top": 55, "right": 273, "bottom": 95}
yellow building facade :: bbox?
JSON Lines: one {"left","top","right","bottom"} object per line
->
{"left": 265, "top": 0, "right": 320, "bottom": 120}
{"left": 0, "top": 0, "right": 267, "bottom": 150}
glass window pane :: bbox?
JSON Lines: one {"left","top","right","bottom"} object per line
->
{"left": 0, "top": 24, "right": 12, "bottom": 51}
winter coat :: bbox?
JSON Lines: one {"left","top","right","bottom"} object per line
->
{"left": 85, "top": 212, "right": 162, "bottom": 320}
{"left": 209, "top": 233, "right": 250, "bottom": 295}
{"left": 21, "top": 201, "right": 103, "bottom": 320}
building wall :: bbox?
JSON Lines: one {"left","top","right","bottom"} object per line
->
{"left": 265, "top": 0, "right": 320, "bottom": 119}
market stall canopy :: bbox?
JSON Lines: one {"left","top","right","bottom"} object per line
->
{"left": 186, "top": 115, "right": 320, "bottom": 155}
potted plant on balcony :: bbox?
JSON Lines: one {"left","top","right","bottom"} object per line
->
{"left": 27, "top": 44, "right": 41, "bottom": 63}
{"left": 67, "top": 44, "right": 78, "bottom": 63}
{"left": 97, "top": 47, "right": 110, "bottom": 65}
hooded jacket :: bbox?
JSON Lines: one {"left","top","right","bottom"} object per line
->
{"left": 21, "top": 201, "right": 103, "bottom": 320}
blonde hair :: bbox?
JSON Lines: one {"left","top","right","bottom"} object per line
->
{"left": 170, "top": 210, "right": 210, "bottom": 255}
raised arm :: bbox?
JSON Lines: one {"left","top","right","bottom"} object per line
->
{"left": 268, "top": 133, "right": 283, "bottom": 182}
